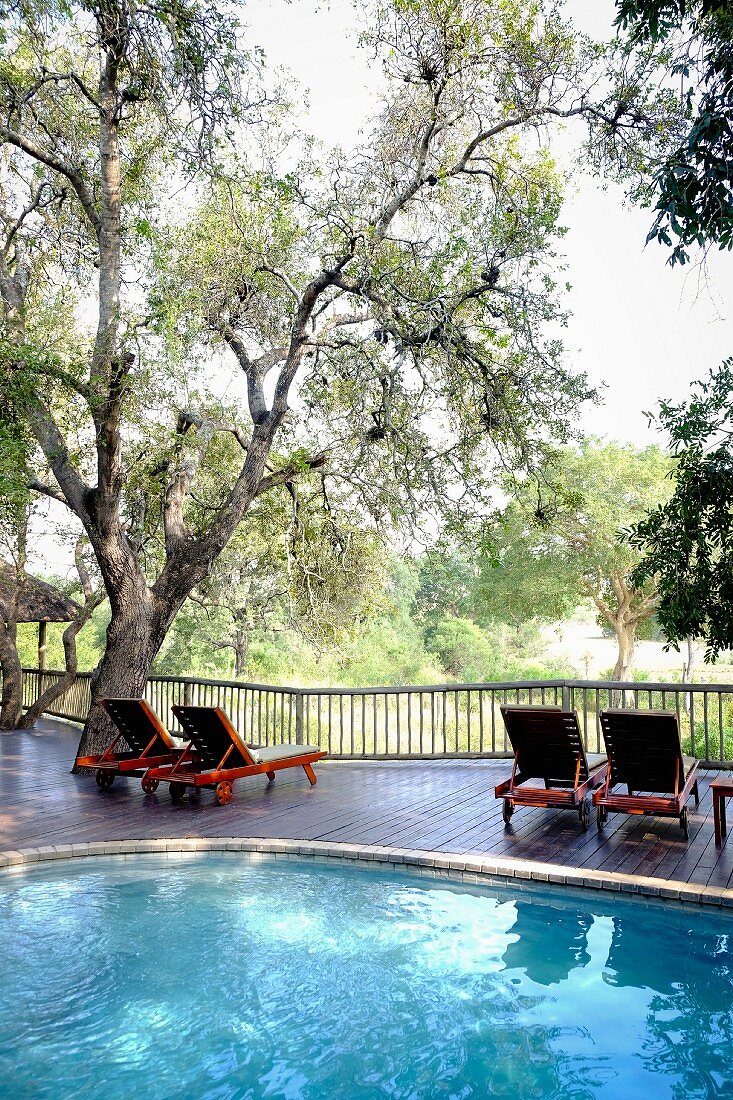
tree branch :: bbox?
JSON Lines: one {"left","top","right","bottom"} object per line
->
{"left": 0, "top": 125, "right": 100, "bottom": 236}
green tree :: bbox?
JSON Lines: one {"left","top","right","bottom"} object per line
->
{"left": 481, "top": 441, "right": 673, "bottom": 680}
{"left": 632, "top": 361, "right": 733, "bottom": 657}
{"left": 0, "top": 0, "right": 672, "bottom": 755}
{"left": 614, "top": 0, "right": 733, "bottom": 264}
{"left": 160, "top": 480, "right": 388, "bottom": 679}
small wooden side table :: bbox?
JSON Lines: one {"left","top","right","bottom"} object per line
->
{"left": 710, "top": 777, "right": 733, "bottom": 846}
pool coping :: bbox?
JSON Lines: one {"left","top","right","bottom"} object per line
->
{"left": 1, "top": 838, "right": 732, "bottom": 908}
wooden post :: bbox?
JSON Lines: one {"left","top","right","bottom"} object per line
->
{"left": 295, "top": 692, "right": 304, "bottom": 745}
{"left": 38, "top": 620, "right": 47, "bottom": 672}
{"left": 561, "top": 681, "right": 571, "bottom": 711}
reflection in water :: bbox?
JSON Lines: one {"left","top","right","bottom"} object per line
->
{"left": 503, "top": 901, "right": 594, "bottom": 986}
{"left": 0, "top": 857, "right": 731, "bottom": 1100}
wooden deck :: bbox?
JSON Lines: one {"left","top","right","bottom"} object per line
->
{"left": 3, "top": 718, "right": 733, "bottom": 890}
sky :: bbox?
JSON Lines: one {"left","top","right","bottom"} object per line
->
{"left": 243, "top": 0, "right": 732, "bottom": 447}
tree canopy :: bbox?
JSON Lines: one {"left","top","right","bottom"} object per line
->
{"left": 2, "top": 0, "right": 664, "bottom": 749}
{"left": 614, "top": 0, "right": 733, "bottom": 263}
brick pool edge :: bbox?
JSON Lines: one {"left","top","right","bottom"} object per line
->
{"left": 1, "top": 838, "right": 732, "bottom": 909}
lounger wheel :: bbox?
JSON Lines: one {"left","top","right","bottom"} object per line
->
{"left": 95, "top": 769, "right": 114, "bottom": 790}
{"left": 680, "top": 806, "right": 689, "bottom": 840}
{"left": 215, "top": 781, "right": 233, "bottom": 806}
{"left": 141, "top": 776, "right": 159, "bottom": 794}
{"left": 502, "top": 800, "right": 514, "bottom": 825}
{"left": 596, "top": 804, "right": 608, "bottom": 832}
{"left": 169, "top": 782, "right": 186, "bottom": 803}
{"left": 578, "top": 797, "right": 591, "bottom": 831}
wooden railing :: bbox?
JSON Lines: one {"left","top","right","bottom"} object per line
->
{"left": 19, "top": 668, "right": 733, "bottom": 767}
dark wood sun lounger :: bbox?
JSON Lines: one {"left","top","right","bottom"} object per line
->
{"left": 594, "top": 709, "right": 699, "bottom": 839}
{"left": 75, "top": 698, "right": 191, "bottom": 790}
{"left": 142, "top": 704, "right": 327, "bottom": 805}
{"left": 495, "top": 705, "right": 607, "bottom": 829}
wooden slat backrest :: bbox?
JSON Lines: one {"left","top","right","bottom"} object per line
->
{"left": 171, "top": 705, "right": 254, "bottom": 770}
{"left": 101, "top": 698, "right": 174, "bottom": 755}
{"left": 500, "top": 706, "right": 589, "bottom": 787}
{"left": 600, "top": 709, "right": 684, "bottom": 792}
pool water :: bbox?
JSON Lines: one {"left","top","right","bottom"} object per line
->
{"left": 0, "top": 856, "right": 731, "bottom": 1100}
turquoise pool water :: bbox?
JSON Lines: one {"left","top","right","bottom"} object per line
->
{"left": 0, "top": 855, "right": 731, "bottom": 1099}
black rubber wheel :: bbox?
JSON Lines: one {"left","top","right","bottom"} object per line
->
{"left": 596, "top": 804, "right": 607, "bottom": 832}
{"left": 502, "top": 800, "right": 514, "bottom": 825}
{"left": 141, "top": 775, "right": 159, "bottom": 794}
{"left": 680, "top": 806, "right": 689, "bottom": 840}
{"left": 579, "top": 797, "right": 591, "bottom": 831}
{"left": 95, "top": 769, "right": 114, "bottom": 790}
{"left": 169, "top": 782, "right": 186, "bottom": 804}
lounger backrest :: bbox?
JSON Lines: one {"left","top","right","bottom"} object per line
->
{"left": 600, "top": 709, "right": 684, "bottom": 793}
{"left": 171, "top": 705, "right": 254, "bottom": 769}
{"left": 101, "top": 698, "right": 175, "bottom": 755}
{"left": 501, "top": 706, "right": 590, "bottom": 787}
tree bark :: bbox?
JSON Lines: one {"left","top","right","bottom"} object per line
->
{"left": 0, "top": 621, "right": 23, "bottom": 729}
{"left": 74, "top": 586, "right": 162, "bottom": 763}
{"left": 233, "top": 625, "right": 249, "bottom": 679}
{"left": 611, "top": 620, "right": 637, "bottom": 682}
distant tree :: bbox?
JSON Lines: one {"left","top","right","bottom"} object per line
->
{"left": 475, "top": 505, "right": 579, "bottom": 631}
{"left": 613, "top": 0, "right": 733, "bottom": 263}
{"left": 164, "top": 480, "right": 387, "bottom": 678}
{"left": 482, "top": 441, "right": 672, "bottom": 680}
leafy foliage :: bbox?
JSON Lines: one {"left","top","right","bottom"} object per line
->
{"left": 614, "top": 0, "right": 733, "bottom": 263}
{"left": 632, "top": 360, "right": 733, "bottom": 656}
{"left": 478, "top": 441, "right": 673, "bottom": 676}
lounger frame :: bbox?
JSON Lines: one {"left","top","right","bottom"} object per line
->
{"left": 593, "top": 708, "right": 699, "bottom": 838}
{"left": 143, "top": 704, "right": 327, "bottom": 804}
{"left": 494, "top": 705, "right": 607, "bottom": 829}
{"left": 75, "top": 698, "right": 191, "bottom": 789}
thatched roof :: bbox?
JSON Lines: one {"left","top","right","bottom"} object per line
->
{"left": 0, "top": 559, "right": 81, "bottom": 623}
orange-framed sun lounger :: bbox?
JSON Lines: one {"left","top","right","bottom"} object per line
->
{"left": 594, "top": 709, "right": 699, "bottom": 839}
{"left": 142, "top": 704, "right": 327, "bottom": 805}
{"left": 75, "top": 697, "right": 192, "bottom": 789}
{"left": 494, "top": 705, "right": 607, "bottom": 830}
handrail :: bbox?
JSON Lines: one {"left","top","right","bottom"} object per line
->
{"left": 18, "top": 667, "right": 733, "bottom": 767}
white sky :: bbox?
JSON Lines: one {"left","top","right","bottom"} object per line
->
{"left": 244, "top": 0, "right": 732, "bottom": 447}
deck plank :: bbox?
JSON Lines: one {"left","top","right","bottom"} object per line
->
{"left": 3, "top": 718, "right": 733, "bottom": 890}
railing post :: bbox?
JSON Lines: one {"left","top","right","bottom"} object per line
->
{"left": 295, "top": 691, "right": 304, "bottom": 745}
{"left": 561, "top": 681, "right": 571, "bottom": 711}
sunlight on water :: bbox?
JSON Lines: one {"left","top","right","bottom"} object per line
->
{"left": 0, "top": 855, "right": 731, "bottom": 1100}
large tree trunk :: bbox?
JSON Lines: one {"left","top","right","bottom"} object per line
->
{"left": 74, "top": 588, "right": 162, "bottom": 763}
{"left": 0, "top": 621, "right": 23, "bottom": 729}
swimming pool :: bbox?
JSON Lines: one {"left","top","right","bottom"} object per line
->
{"left": 0, "top": 854, "right": 731, "bottom": 1099}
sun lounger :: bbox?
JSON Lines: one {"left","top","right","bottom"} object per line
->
{"left": 495, "top": 705, "right": 607, "bottom": 829}
{"left": 75, "top": 698, "right": 191, "bottom": 789}
{"left": 594, "top": 708, "right": 699, "bottom": 839}
{"left": 142, "top": 704, "right": 327, "bottom": 805}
